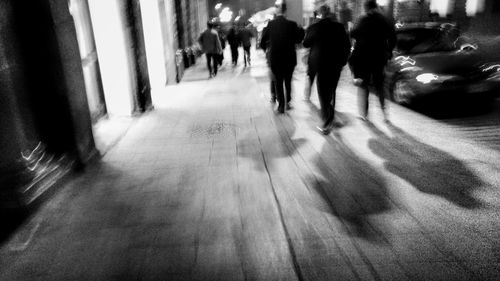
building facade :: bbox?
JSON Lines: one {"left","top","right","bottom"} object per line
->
{"left": 0, "top": 0, "right": 209, "bottom": 208}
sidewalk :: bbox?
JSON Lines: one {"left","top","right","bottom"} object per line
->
{"left": 1, "top": 48, "right": 499, "bottom": 281}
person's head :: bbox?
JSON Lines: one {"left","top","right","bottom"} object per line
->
{"left": 364, "top": 0, "right": 378, "bottom": 13}
{"left": 207, "top": 21, "right": 214, "bottom": 29}
{"left": 341, "top": 1, "right": 348, "bottom": 9}
{"left": 275, "top": 1, "right": 287, "bottom": 16}
{"left": 317, "top": 4, "right": 331, "bottom": 18}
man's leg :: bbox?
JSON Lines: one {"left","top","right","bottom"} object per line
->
{"left": 273, "top": 70, "right": 285, "bottom": 113}
{"left": 246, "top": 46, "right": 251, "bottom": 65}
{"left": 269, "top": 69, "right": 276, "bottom": 103}
{"left": 373, "top": 65, "right": 386, "bottom": 116}
{"left": 284, "top": 68, "right": 294, "bottom": 107}
{"left": 316, "top": 71, "right": 337, "bottom": 128}
{"left": 206, "top": 54, "right": 213, "bottom": 77}
{"left": 212, "top": 55, "right": 218, "bottom": 76}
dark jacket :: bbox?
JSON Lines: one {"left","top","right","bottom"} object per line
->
{"left": 239, "top": 27, "right": 253, "bottom": 48}
{"left": 227, "top": 27, "right": 240, "bottom": 47}
{"left": 350, "top": 11, "right": 396, "bottom": 66}
{"left": 260, "top": 16, "right": 304, "bottom": 72}
{"left": 303, "top": 17, "right": 351, "bottom": 73}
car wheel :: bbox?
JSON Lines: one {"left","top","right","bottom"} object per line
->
{"left": 390, "top": 78, "right": 413, "bottom": 105}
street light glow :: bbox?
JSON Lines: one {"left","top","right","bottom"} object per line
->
{"left": 215, "top": 3, "right": 222, "bottom": 10}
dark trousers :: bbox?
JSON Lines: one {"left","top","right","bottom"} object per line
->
{"left": 358, "top": 64, "right": 385, "bottom": 117}
{"left": 243, "top": 45, "right": 251, "bottom": 65}
{"left": 272, "top": 67, "right": 294, "bottom": 109}
{"left": 230, "top": 45, "right": 239, "bottom": 64}
{"left": 316, "top": 70, "right": 341, "bottom": 127}
{"left": 206, "top": 53, "right": 218, "bottom": 75}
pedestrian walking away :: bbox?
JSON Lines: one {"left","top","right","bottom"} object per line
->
{"left": 303, "top": 4, "right": 351, "bottom": 135}
{"left": 227, "top": 24, "right": 240, "bottom": 66}
{"left": 261, "top": 23, "right": 277, "bottom": 103}
{"left": 239, "top": 25, "right": 254, "bottom": 67}
{"left": 349, "top": 0, "right": 396, "bottom": 121}
{"left": 198, "top": 21, "right": 223, "bottom": 78}
{"left": 260, "top": 2, "right": 304, "bottom": 114}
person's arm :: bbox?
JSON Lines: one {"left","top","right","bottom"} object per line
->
{"left": 215, "top": 33, "right": 223, "bottom": 54}
{"left": 302, "top": 25, "right": 315, "bottom": 48}
{"left": 339, "top": 24, "right": 352, "bottom": 65}
{"left": 296, "top": 24, "right": 305, "bottom": 44}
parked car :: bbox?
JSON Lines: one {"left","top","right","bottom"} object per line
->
{"left": 385, "top": 22, "right": 500, "bottom": 105}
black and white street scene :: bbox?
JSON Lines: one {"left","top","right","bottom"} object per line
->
{"left": 1, "top": 0, "right": 500, "bottom": 280}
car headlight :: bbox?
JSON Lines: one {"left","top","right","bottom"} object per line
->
{"left": 415, "top": 73, "right": 455, "bottom": 84}
{"left": 416, "top": 73, "right": 438, "bottom": 84}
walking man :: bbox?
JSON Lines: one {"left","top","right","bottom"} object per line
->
{"left": 239, "top": 25, "right": 254, "bottom": 67}
{"left": 303, "top": 4, "right": 351, "bottom": 134}
{"left": 198, "top": 21, "right": 223, "bottom": 78}
{"left": 349, "top": 0, "right": 396, "bottom": 121}
{"left": 227, "top": 24, "right": 240, "bottom": 66}
{"left": 260, "top": 2, "right": 304, "bottom": 113}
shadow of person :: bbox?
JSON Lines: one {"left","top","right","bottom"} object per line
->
{"left": 367, "top": 122, "right": 484, "bottom": 209}
{"left": 311, "top": 133, "right": 393, "bottom": 241}
{"left": 237, "top": 112, "right": 306, "bottom": 171}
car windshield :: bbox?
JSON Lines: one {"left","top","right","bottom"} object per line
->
{"left": 396, "top": 28, "right": 458, "bottom": 54}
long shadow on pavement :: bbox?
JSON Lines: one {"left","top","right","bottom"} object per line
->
{"left": 311, "top": 133, "right": 393, "bottom": 241}
{"left": 367, "top": 122, "right": 484, "bottom": 208}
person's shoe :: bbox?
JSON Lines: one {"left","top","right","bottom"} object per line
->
{"left": 276, "top": 105, "right": 285, "bottom": 114}
{"left": 317, "top": 125, "right": 332, "bottom": 135}
{"left": 353, "top": 78, "right": 364, "bottom": 86}
{"left": 358, "top": 116, "right": 368, "bottom": 122}
{"left": 270, "top": 97, "right": 276, "bottom": 103}
{"left": 286, "top": 103, "right": 292, "bottom": 110}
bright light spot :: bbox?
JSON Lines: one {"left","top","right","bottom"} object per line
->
{"left": 275, "top": 0, "right": 283, "bottom": 5}
{"left": 430, "top": 0, "right": 452, "bottom": 17}
{"left": 377, "top": 0, "right": 389, "bottom": 6}
{"left": 416, "top": 73, "right": 439, "bottom": 84}
{"left": 466, "top": 0, "right": 485, "bottom": 16}
{"left": 235, "top": 16, "right": 241, "bottom": 22}
{"left": 215, "top": 3, "right": 222, "bottom": 10}
{"left": 88, "top": 0, "right": 134, "bottom": 116}
{"left": 220, "top": 9, "right": 233, "bottom": 23}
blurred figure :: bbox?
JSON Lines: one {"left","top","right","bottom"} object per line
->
{"left": 339, "top": 1, "right": 353, "bottom": 31}
{"left": 259, "top": 21, "right": 276, "bottom": 103}
{"left": 239, "top": 25, "right": 254, "bottom": 67}
{"left": 303, "top": 11, "right": 320, "bottom": 102}
{"left": 216, "top": 24, "right": 226, "bottom": 66}
{"left": 198, "top": 21, "right": 223, "bottom": 78}
{"left": 349, "top": 0, "right": 395, "bottom": 121}
{"left": 303, "top": 4, "right": 351, "bottom": 134}
{"left": 227, "top": 24, "right": 240, "bottom": 66}
{"left": 260, "top": 2, "right": 305, "bottom": 113}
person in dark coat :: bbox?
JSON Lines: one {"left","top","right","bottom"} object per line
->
{"left": 303, "top": 4, "right": 351, "bottom": 134}
{"left": 239, "top": 25, "right": 254, "bottom": 67}
{"left": 349, "top": 0, "right": 396, "bottom": 121}
{"left": 227, "top": 24, "right": 240, "bottom": 66}
{"left": 260, "top": 2, "right": 304, "bottom": 113}
{"left": 198, "top": 21, "right": 223, "bottom": 78}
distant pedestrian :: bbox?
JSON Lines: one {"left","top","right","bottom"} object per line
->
{"left": 303, "top": 4, "right": 351, "bottom": 134}
{"left": 349, "top": 0, "right": 395, "bottom": 121}
{"left": 227, "top": 24, "right": 240, "bottom": 66}
{"left": 339, "top": 1, "right": 353, "bottom": 31}
{"left": 260, "top": 2, "right": 305, "bottom": 114}
{"left": 198, "top": 21, "right": 223, "bottom": 78}
{"left": 216, "top": 25, "right": 226, "bottom": 66}
{"left": 239, "top": 25, "right": 254, "bottom": 67}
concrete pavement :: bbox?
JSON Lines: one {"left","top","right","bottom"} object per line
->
{"left": 1, "top": 47, "right": 499, "bottom": 281}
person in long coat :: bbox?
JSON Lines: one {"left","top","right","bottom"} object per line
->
{"left": 198, "top": 22, "right": 223, "bottom": 78}
{"left": 260, "top": 3, "right": 304, "bottom": 113}
{"left": 349, "top": 0, "right": 396, "bottom": 120}
{"left": 303, "top": 4, "right": 351, "bottom": 134}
